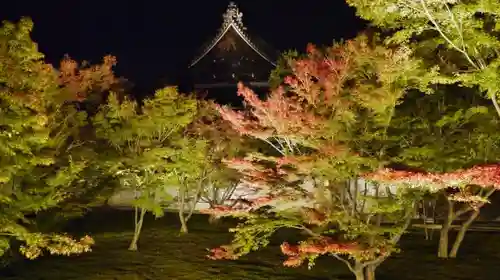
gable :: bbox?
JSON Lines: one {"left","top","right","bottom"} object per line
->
{"left": 189, "top": 2, "right": 276, "bottom": 69}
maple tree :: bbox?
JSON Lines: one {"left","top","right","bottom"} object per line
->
{"left": 160, "top": 100, "right": 252, "bottom": 233}
{"left": 366, "top": 164, "right": 500, "bottom": 258}
{"left": 207, "top": 37, "right": 436, "bottom": 280}
{"left": 39, "top": 54, "right": 128, "bottom": 230}
{"left": 0, "top": 18, "right": 99, "bottom": 259}
{"left": 92, "top": 87, "right": 198, "bottom": 250}
{"left": 383, "top": 87, "right": 500, "bottom": 257}
{"left": 165, "top": 116, "right": 207, "bottom": 234}
{"left": 189, "top": 101, "right": 250, "bottom": 225}
{"left": 345, "top": 0, "right": 500, "bottom": 258}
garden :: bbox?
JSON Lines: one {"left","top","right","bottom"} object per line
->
{"left": 1, "top": 1, "right": 500, "bottom": 280}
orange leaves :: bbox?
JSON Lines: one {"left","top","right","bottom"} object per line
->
{"left": 365, "top": 164, "right": 500, "bottom": 208}
{"left": 214, "top": 37, "right": 400, "bottom": 153}
{"left": 280, "top": 237, "right": 364, "bottom": 268}
{"left": 213, "top": 42, "right": 365, "bottom": 143}
{"left": 206, "top": 245, "right": 238, "bottom": 260}
{"left": 216, "top": 82, "right": 326, "bottom": 141}
{"left": 365, "top": 164, "right": 500, "bottom": 190}
{"left": 200, "top": 196, "right": 274, "bottom": 219}
{"left": 286, "top": 43, "right": 352, "bottom": 108}
{"left": 58, "top": 55, "right": 119, "bottom": 102}
{"left": 207, "top": 38, "right": 416, "bottom": 271}
{"left": 300, "top": 207, "right": 328, "bottom": 226}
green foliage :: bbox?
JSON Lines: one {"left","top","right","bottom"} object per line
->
{"left": 387, "top": 87, "right": 500, "bottom": 172}
{"left": 211, "top": 37, "right": 430, "bottom": 279}
{"left": 346, "top": 0, "right": 500, "bottom": 114}
{"left": 0, "top": 18, "right": 94, "bottom": 259}
{"left": 93, "top": 87, "right": 198, "bottom": 216}
{"left": 269, "top": 50, "right": 301, "bottom": 89}
{"left": 225, "top": 216, "right": 304, "bottom": 258}
{"left": 190, "top": 102, "right": 250, "bottom": 209}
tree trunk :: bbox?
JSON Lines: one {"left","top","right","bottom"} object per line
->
{"left": 178, "top": 174, "right": 206, "bottom": 234}
{"left": 364, "top": 264, "right": 376, "bottom": 280}
{"left": 352, "top": 265, "right": 377, "bottom": 280}
{"left": 438, "top": 223, "right": 450, "bottom": 258}
{"left": 355, "top": 271, "right": 365, "bottom": 280}
{"left": 449, "top": 210, "right": 479, "bottom": 258}
{"left": 129, "top": 206, "right": 146, "bottom": 251}
{"left": 179, "top": 216, "right": 189, "bottom": 234}
{"left": 178, "top": 189, "right": 189, "bottom": 234}
{"left": 438, "top": 200, "right": 454, "bottom": 258}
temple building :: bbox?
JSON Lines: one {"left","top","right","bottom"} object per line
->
{"left": 188, "top": 2, "right": 278, "bottom": 105}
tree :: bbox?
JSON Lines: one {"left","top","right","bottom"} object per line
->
{"left": 383, "top": 87, "right": 500, "bottom": 257}
{"left": 36, "top": 53, "right": 128, "bottom": 230}
{"left": 93, "top": 87, "right": 197, "bottom": 250}
{"left": 165, "top": 100, "right": 251, "bottom": 233}
{"left": 0, "top": 18, "right": 95, "bottom": 259}
{"left": 189, "top": 102, "right": 250, "bottom": 224}
{"left": 345, "top": 0, "right": 500, "bottom": 258}
{"left": 206, "top": 37, "right": 435, "bottom": 280}
{"left": 366, "top": 164, "right": 500, "bottom": 258}
{"left": 167, "top": 136, "right": 207, "bottom": 234}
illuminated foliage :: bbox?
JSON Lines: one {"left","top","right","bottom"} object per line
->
{"left": 208, "top": 37, "right": 433, "bottom": 280}
{"left": 92, "top": 87, "right": 198, "bottom": 250}
{"left": 367, "top": 164, "right": 500, "bottom": 203}
{"left": 366, "top": 163, "right": 498, "bottom": 258}
{"left": 0, "top": 18, "right": 97, "bottom": 259}
{"left": 346, "top": 0, "right": 500, "bottom": 117}
{"left": 184, "top": 101, "right": 249, "bottom": 227}
{"left": 345, "top": 0, "right": 500, "bottom": 258}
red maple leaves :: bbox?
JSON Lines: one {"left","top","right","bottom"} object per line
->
{"left": 206, "top": 245, "right": 238, "bottom": 260}
{"left": 209, "top": 37, "right": 500, "bottom": 272}
{"left": 365, "top": 164, "right": 500, "bottom": 190}
{"left": 214, "top": 41, "right": 364, "bottom": 143}
{"left": 215, "top": 83, "right": 325, "bottom": 141}
{"left": 280, "top": 237, "right": 383, "bottom": 268}
{"left": 58, "top": 55, "right": 119, "bottom": 102}
{"left": 365, "top": 164, "right": 500, "bottom": 208}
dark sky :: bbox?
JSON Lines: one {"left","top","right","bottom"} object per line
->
{"left": 0, "top": 0, "right": 366, "bottom": 94}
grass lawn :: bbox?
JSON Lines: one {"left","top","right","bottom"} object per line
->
{"left": 0, "top": 208, "right": 499, "bottom": 280}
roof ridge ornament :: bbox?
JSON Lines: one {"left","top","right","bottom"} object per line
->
{"left": 189, "top": 2, "right": 276, "bottom": 68}
{"left": 223, "top": 2, "right": 246, "bottom": 30}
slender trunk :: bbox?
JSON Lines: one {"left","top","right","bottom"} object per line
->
{"left": 353, "top": 205, "right": 413, "bottom": 280}
{"left": 438, "top": 222, "right": 451, "bottom": 258}
{"left": 178, "top": 189, "right": 189, "bottom": 234}
{"left": 129, "top": 206, "right": 146, "bottom": 251}
{"left": 179, "top": 215, "right": 189, "bottom": 234}
{"left": 178, "top": 181, "right": 204, "bottom": 234}
{"left": 449, "top": 188, "right": 494, "bottom": 258}
{"left": 354, "top": 263, "right": 365, "bottom": 280}
{"left": 352, "top": 264, "right": 377, "bottom": 280}
{"left": 355, "top": 270, "right": 365, "bottom": 280}
{"left": 429, "top": 200, "right": 437, "bottom": 241}
{"left": 186, "top": 183, "right": 203, "bottom": 222}
{"left": 449, "top": 210, "right": 479, "bottom": 258}
{"left": 438, "top": 200, "right": 454, "bottom": 258}
{"left": 364, "top": 264, "right": 376, "bottom": 280}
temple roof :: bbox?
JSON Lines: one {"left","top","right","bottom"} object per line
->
{"left": 189, "top": 2, "right": 277, "bottom": 68}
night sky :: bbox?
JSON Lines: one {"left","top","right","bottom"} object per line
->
{"left": 0, "top": 0, "right": 366, "bottom": 94}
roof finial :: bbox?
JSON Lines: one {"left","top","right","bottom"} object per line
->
{"left": 223, "top": 2, "right": 245, "bottom": 29}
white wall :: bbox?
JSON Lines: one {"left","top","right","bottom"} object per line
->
{"left": 106, "top": 178, "right": 392, "bottom": 212}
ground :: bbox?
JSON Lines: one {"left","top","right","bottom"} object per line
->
{"left": 0, "top": 208, "right": 499, "bottom": 280}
